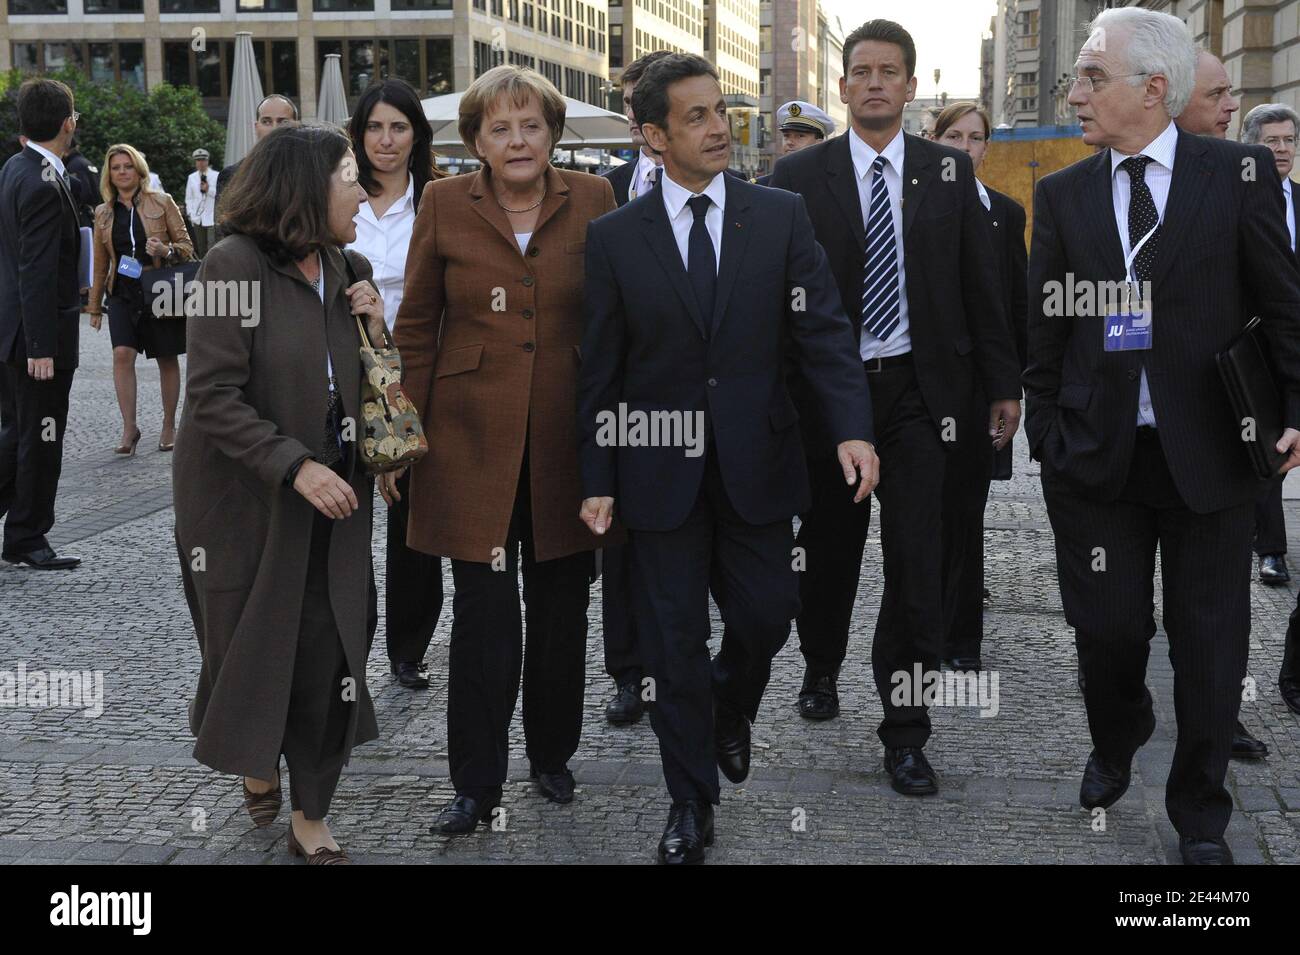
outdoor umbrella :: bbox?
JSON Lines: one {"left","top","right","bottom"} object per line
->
{"left": 224, "top": 32, "right": 264, "bottom": 167}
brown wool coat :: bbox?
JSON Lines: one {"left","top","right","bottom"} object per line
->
{"left": 87, "top": 190, "right": 194, "bottom": 315}
{"left": 173, "top": 234, "right": 379, "bottom": 780}
{"left": 394, "top": 164, "right": 624, "bottom": 563}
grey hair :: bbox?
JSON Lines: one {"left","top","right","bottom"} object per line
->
{"left": 1086, "top": 7, "right": 1196, "bottom": 118}
{"left": 1241, "top": 103, "right": 1300, "bottom": 144}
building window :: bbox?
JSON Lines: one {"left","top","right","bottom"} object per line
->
{"left": 235, "top": 0, "right": 297, "bottom": 9}
{"left": 610, "top": 23, "right": 623, "bottom": 68}
{"left": 165, "top": 39, "right": 299, "bottom": 102}
{"left": 313, "top": 0, "right": 375, "bottom": 10}
{"left": 13, "top": 40, "right": 145, "bottom": 91}
{"left": 473, "top": 40, "right": 505, "bottom": 78}
{"left": 84, "top": 0, "right": 143, "bottom": 10}
{"left": 161, "top": 0, "right": 220, "bottom": 11}
{"left": 316, "top": 37, "right": 451, "bottom": 100}
{"left": 7, "top": 0, "right": 68, "bottom": 10}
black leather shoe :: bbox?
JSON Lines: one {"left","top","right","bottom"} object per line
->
{"left": 1230, "top": 720, "right": 1268, "bottom": 760}
{"left": 389, "top": 660, "right": 429, "bottom": 689}
{"left": 797, "top": 671, "right": 840, "bottom": 720}
{"left": 1259, "top": 554, "right": 1290, "bottom": 584}
{"left": 1281, "top": 630, "right": 1300, "bottom": 716}
{"left": 942, "top": 656, "right": 983, "bottom": 672}
{"left": 1179, "top": 836, "right": 1234, "bottom": 865}
{"left": 1079, "top": 751, "right": 1131, "bottom": 810}
{"left": 883, "top": 747, "right": 938, "bottom": 795}
{"left": 714, "top": 701, "right": 751, "bottom": 784}
{"left": 604, "top": 679, "right": 644, "bottom": 725}
{"left": 2, "top": 546, "right": 80, "bottom": 570}
{"left": 530, "top": 766, "right": 576, "bottom": 804}
{"left": 657, "top": 801, "right": 714, "bottom": 865}
{"left": 431, "top": 794, "right": 500, "bottom": 835}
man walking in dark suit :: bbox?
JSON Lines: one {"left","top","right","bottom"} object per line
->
{"left": 577, "top": 53, "right": 877, "bottom": 864}
{"left": 0, "top": 79, "right": 83, "bottom": 570}
{"left": 214, "top": 94, "right": 298, "bottom": 241}
{"left": 769, "top": 19, "right": 1021, "bottom": 795}
{"left": 1026, "top": 8, "right": 1300, "bottom": 865}
{"left": 1241, "top": 101, "right": 1300, "bottom": 718}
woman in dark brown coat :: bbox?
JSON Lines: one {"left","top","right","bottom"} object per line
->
{"left": 174, "top": 125, "right": 390, "bottom": 865}
{"left": 391, "top": 65, "right": 619, "bottom": 833}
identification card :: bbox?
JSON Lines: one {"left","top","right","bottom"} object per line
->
{"left": 1103, "top": 283, "right": 1152, "bottom": 352}
{"left": 117, "top": 255, "right": 143, "bottom": 279}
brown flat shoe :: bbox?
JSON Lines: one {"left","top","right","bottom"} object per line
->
{"left": 242, "top": 776, "right": 282, "bottom": 828}
{"left": 287, "top": 823, "right": 351, "bottom": 865}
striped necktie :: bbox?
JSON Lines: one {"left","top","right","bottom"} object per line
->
{"left": 861, "top": 155, "right": 900, "bottom": 341}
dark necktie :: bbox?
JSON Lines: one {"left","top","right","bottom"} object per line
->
{"left": 686, "top": 194, "right": 716, "bottom": 321}
{"left": 650, "top": 165, "right": 662, "bottom": 190}
{"left": 1120, "top": 155, "right": 1160, "bottom": 282}
{"left": 861, "top": 155, "right": 901, "bottom": 341}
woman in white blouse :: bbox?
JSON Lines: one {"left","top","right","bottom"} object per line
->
{"left": 346, "top": 78, "right": 449, "bottom": 691}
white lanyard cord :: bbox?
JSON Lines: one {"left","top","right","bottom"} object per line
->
{"left": 1124, "top": 222, "right": 1159, "bottom": 283}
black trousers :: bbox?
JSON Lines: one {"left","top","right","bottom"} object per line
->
{"left": 793, "top": 451, "right": 873, "bottom": 678}
{"left": 385, "top": 470, "right": 443, "bottom": 664}
{"left": 446, "top": 449, "right": 591, "bottom": 799}
{"left": 629, "top": 445, "right": 798, "bottom": 805}
{"left": 868, "top": 362, "right": 949, "bottom": 749}
{"left": 282, "top": 511, "right": 354, "bottom": 820}
{"left": 600, "top": 543, "right": 640, "bottom": 685}
{"left": 0, "top": 361, "right": 75, "bottom": 555}
{"left": 941, "top": 390, "right": 994, "bottom": 659}
{"left": 1253, "top": 477, "right": 1286, "bottom": 557}
{"left": 1042, "top": 429, "right": 1251, "bottom": 839}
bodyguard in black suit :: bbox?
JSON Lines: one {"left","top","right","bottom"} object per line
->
{"left": 1026, "top": 9, "right": 1300, "bottom": 865}
{"left": 577, "top": 54, "right": 876, "bottom": 864}
{"left": 769, "top": 21, "right": 1021, "bottom": 794}
{"left": 214, "top": 94, "right": 298, "bottom": 241}
{"left": 0, "top": 79, "right": 83, "bottom": 570}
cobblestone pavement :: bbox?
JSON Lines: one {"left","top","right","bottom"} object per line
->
{"left": 1, "top": 320, "right": 1297, "bottom": 865}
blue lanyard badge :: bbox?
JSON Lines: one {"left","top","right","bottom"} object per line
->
{"left": 1103, "top": 225, "right": 1155, "bottom": 352}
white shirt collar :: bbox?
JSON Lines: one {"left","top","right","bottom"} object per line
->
{"left": 660, "top": 170, "right": 727, "bottom": 220}
{"left": 975, "top": 177, "right": 991, "bottom": 211}
{"left": 357, "top": 174, "right": 415, "bottom": 226}
{"left": 1109, "top": 120, "right": 1178, "bottom": 178}
{"left": 848, "top": 125, "right": 906, "bottom": 180}
{"left": 27, "top": 142, "right": 66, "bottom": 178}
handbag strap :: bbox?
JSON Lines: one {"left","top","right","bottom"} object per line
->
{"left": 340, "top": 246, "right": 392, "bottom": 350}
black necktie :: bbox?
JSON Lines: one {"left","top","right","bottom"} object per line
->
{"left": 1120, "top": 155, "right": 1160, "bottom": 282}
{"left": 686, "top": 194, "right": 716, "bottom": 321}
{"left": 650, "top": 165, "right": 662, "bottom": 189}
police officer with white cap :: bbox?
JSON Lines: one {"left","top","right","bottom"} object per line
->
{"left": 184, "top": 147, "right": 219, "bottom": 258}
{"left": 752, "top": 100, "right": 837, "bottom": 186}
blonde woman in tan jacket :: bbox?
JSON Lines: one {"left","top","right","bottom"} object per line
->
{"left": 86, "top": 144, "right": 193, "bottom": 454}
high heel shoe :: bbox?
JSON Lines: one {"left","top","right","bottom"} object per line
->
{"left": 114, "top": 428, "right": 141, "bottom": 456}
{"left": 242, "top": 775, "right": 283, "bottom": 828}
{"left": 287, "top": 821, "right": 351, "bottom": 865}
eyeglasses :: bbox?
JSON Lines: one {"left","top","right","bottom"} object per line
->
{"left": 1263, "top": 136, "right": 1298, "bottom": 149}
{"left": 1069, "top": 72, "right": 1149, "bottom": 94}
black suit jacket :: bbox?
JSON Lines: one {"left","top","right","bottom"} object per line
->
{"left": 1024, "top": 128, "right": 1300, "bottom": 514}
{"left": 1290, "top": 180, "right": 1300, "bottom": 269}
{"left": 214, "top": 158, "right": 242, "bottom": 239}
{"left": 604, "top": 159, "right": 743, "bottom": 209}
{"left": 985, "top": 185, "right": 1029, "bottom": 371}
{"left": 770, "top": 131, "right": 1021, "bottom": 453}
{"left": 577, "top": 173, "right": 872, "bottom": 532}
{"left": 0, "top": 146, "right": 82, "bottom": 369}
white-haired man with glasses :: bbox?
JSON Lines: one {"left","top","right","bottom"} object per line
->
{"left": 1025, "top": 7, "right": 1300, "bottom": 864}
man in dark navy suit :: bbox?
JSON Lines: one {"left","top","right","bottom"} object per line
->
{"left": 577, "top": 53, "right": 876, "bottom": 865}
{"left": 0, "top": 78, "right": 83, "bottom": 570}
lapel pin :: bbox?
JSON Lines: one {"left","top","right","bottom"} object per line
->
{"left": 911, "top": 178, "right": 918, "bottom": 185}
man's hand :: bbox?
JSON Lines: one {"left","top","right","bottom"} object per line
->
{"left": 1276, "top": 428, "right": 1300, "bottom": 474}
{"left": 989, "top": 398, "right": 1022, "bottom": 450}
{"left": 580, "top": 496, "right": 615, "bottom": 535}
{"left": 837, "top": 440, "right": 879, "bottom": 503}
{"left": 27, "top": 357, "right": 53, "bottom": 381}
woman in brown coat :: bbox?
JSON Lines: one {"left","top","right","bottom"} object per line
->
{"left": 390, "top": 65, "right": 618, "bottom": 833}
{"left": 174, "top": 125, "right": 389, "bottom": 864}
{"left": 85, "top": 144, "right": 193, "bottom": 453}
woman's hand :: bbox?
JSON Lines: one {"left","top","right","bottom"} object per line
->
{"left": 87, "top": 311, "right": 102, "bottom": 331}
{"left": 378, "top": 466, "right": 408, "bottom": 506}
{"left": 293, "top": 459, "right": 359, "bottom": 519}
{"left": 347, "top": 281, "right": 386, "bottom": 343}
{"left": 145, "top": 235, "right": 169, "bottom": 259}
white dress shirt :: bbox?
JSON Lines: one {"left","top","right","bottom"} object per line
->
{"left": 514, "top": 231, "right": 533, "bottom": 254}
{"left": 1109, "top": 119, "right": 1177, "bottom": 428}
{"left": 975, "top": 177, "right": 991, "bottom": 212}
{"left": 348, "top": 175, "right": 416, "bottom": 331}
{"left": 1284, "top": 177, "right": 1297, "bottom": 253}
{"left": 26, "top": 141, "right": 66, "bottom": 179}
{"left": 629, "top": 149, "right": 664, "bottom": 203}
{"left": 659, "top": 170, "right": 725, "bottom": 273}
{"left": 849, "top": 126, "right": 911, "bottom": 361}
{"left": 185, "top": 169, "right": 219, "bottom": 226}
